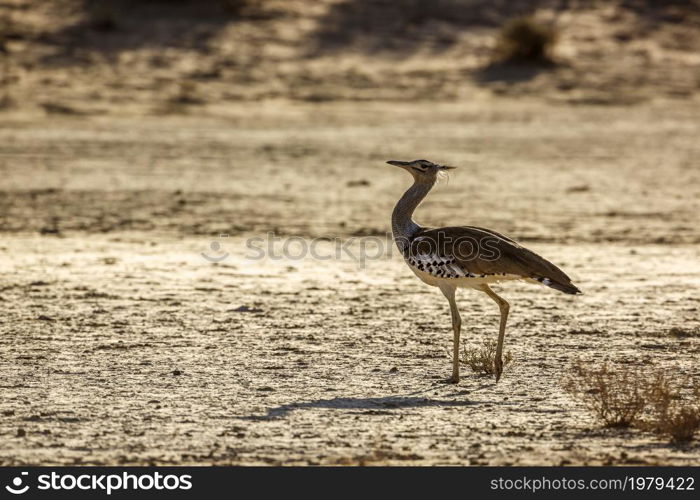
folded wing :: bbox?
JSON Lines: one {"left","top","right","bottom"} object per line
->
{"left": 411, "top": 226, "right": 581, "bottom": 294}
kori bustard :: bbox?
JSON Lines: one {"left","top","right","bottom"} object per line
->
{"left": 388, "top": 159, "right": 581, "bottom": 383}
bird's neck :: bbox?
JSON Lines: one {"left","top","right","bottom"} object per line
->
{"left": 392, "top": 179, "right": 435, "bottom": 249}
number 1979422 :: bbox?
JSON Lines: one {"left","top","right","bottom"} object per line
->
{"left": 631, "top": 476, "right": 695, "bottom": 491}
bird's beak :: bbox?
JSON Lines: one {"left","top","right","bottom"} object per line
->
{"left": 387, "top": 160, "right": 410, "bottom": 167}
{"left": 439, "top": 165, "right": 457, "bottom": 170}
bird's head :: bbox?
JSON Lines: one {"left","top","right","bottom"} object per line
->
{"left": 387, "top": 159, "right": 456, "bottom": 183}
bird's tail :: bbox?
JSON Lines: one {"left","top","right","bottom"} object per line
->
{"left": 534, "top": 276, "right": 582, "bottom": 295}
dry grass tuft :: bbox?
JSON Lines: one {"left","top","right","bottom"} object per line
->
{"left": 563, "top": 362, "right": 647, "bottom": 427}
{"left": 496, "top": 16, "right": 558, "bottom": 63}
{"left": 461, "top": 340, "right": 513, "bottom": 376}
{"left": 668, "top": 326, "right": 700, "bottom": 338}
{"left": 644, "top": 375, "right": 700, "bottom": 444}
{"left": 564, "top": 362, "right": 700, "bottom": 443}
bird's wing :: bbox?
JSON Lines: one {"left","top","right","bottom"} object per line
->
{"left": 411, "top": 226, "right": 581, "bottom": 294}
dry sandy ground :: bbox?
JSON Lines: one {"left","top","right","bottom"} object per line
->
{"left": 1, "top": 99, "right": 699, "bottom": 465}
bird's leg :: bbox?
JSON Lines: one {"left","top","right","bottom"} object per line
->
{"left": 439, "top": 284, "right": 461, "bottom": 383}
{"left": 480, "top": 284, "right": 510, "bottom": 382}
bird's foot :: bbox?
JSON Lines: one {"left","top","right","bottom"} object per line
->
{"left": 494, "top": 357, "right": 503, "bottom": 382}
{"left": 448, "top": 374, "right": 460, "bottom": 384}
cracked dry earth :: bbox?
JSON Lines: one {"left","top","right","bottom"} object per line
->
{"left": 1, "top": 237, "right": 699, "bottom": 465}
{"left": 1, "top": 100, "right": 699, "bottom": 465}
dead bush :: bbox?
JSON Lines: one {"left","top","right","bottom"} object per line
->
{"left": 496, "top": 16, "right": 558, "bottom": 63}
{"left": 660, "top": 408, "right": 700, "bottom": 444}
{"left": 644, "top": 375, "right": 700, "bottom": 444}
{"left": 668, "top": 326, "right": 700, "bottom": 338}
{"left": 563, "top": 362, "right": 647, "bottom": 427}
{"left": 564, "top": 362, "right": 700, "bottom": 442}
{"left": 461, "top": 340, "right": 513, "bottom": 376}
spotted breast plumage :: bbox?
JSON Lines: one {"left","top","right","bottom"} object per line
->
{"left": 403, "top": 238, "right": 469, "bottom": 279}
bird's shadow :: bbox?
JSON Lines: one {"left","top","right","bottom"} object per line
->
{"left": 241, "top": 389, "right": 503, "bottom": 421}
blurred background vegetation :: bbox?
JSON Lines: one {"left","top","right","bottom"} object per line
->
{"left": 0, "top": 0, "right": 698, "bottom": 114}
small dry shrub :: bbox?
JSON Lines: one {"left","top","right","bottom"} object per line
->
{"left": 461, "top": 340, "right": 513, "bottom": 376}
{"left": 659, "top": 408, "right": 700, "bottom": 444}
{"left": 644, "top": 374, "right": 700, "bottom": 444}
{"left": 668, "top": 326, "right": 700, "bottom": 338}
{"left": 496, "top": 16, "right": 558, "bottom": 63}
{"left": 563, "top": 362, "right": 647, "bottom": 427}
{"left": 564, "top": 362, "right": 700, "bottom": 443}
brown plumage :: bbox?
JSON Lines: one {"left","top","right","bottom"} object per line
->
{"left": 412, "top": 226, "right": 581, "bottom": 295}
{"left": 387, "top": 159, "right": 581, "bottom": 383}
